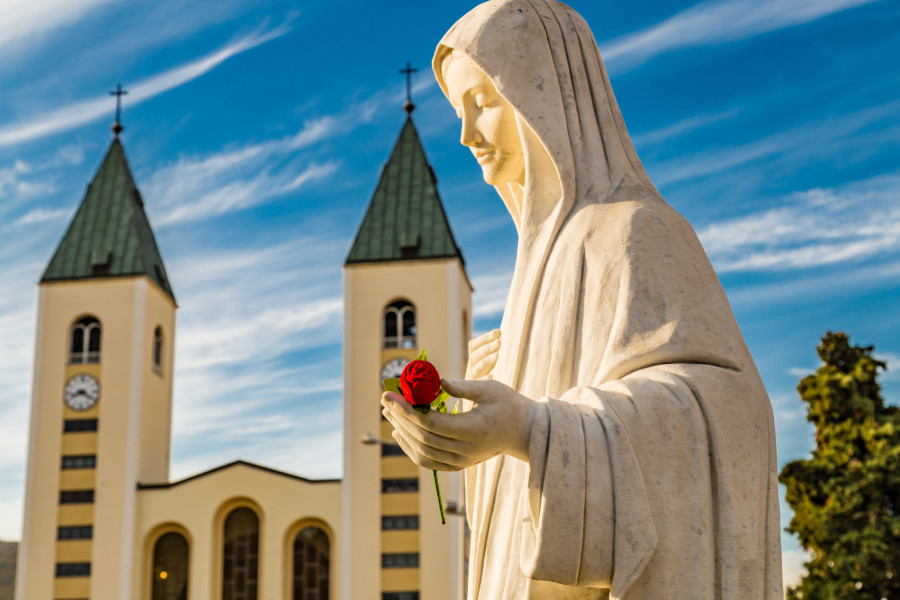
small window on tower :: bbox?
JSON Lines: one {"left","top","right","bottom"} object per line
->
{"left": 69, "top": 317, "right": 101, "bottom": 364}
{"left": 152, "top": 326, "right": 163, "bottom": 374}
{"left": 89, "top": 250, "right": 110, "bottom": 277}
{"left": 383, "top": 301, "right": 416, "bottom": 349}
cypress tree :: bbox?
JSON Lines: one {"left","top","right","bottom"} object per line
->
{"left": 780, "top": 332, "right": 900, "bottom": 599}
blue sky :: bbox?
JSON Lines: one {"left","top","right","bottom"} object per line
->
{"left": 1, "top": 0, "right": 899, "bottom": 588}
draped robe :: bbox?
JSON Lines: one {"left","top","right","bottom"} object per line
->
{"left": 433, "top": 1, "right": 782, "bottom": 599}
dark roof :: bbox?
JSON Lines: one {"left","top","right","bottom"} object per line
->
{"left": 41, "top": 138, "right": 175, "bottom": 301}
{"left": 345, "top": 116, "right": 463, "bottom": 265}
{"left": 136, "top": 459, "right": 341, "bottom": 490}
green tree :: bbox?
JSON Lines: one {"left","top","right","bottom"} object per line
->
{"left": 780, "top": 332, "right": 900, "bottom": 599}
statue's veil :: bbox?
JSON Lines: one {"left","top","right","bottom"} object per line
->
{"left": 433, "top": 0, "right": 662, "bottom": 389}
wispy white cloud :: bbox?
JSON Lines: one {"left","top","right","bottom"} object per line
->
{"left": 0, "top": 25, "right": 289, "bottom": 148}
{"left": 128, "top": 23, "right": 288, "bottom": 101}
{"left": 144, "top": 73, "right": 432, "bottom": 226}
{"left": 176, "top": 297, "right": 342, "bottom": 372}
{"left": 875, "top": 352, "right": 900, "bottom": 381}
{"left": 170, "top": 407, "right": 342, "bottom": 482}
{"left": 698, "top": 172, "right": 900, "bottom": 272}
{"left": 602, "top": 0, "right": 881, "bottom": 70}
{"left": 15, "top": 207, "right": 72, "bottom": 225}
{"left": 0, "top": 498, "right": 24, "bottom": 541}
{"left": 163, "top": 234, "right": 346, "bottom": 478}
{"left": 0, "top": 0, "right": 114, "bottom": 53}
{"left": 153, "top": 159, "right": 339, "bottom": 226}
{"left": 0, "top": 302, "right": 35, "bottom": 541}
{"left": 728, "top": 255, "right": 900, "bottom": 308}
{"left": 0, "top": 155, "right": 58, "bottom": 200}
{"left": 0, "top": 145, "right": 86, "bottom": 222}
{"left": 782, "top": 549, "right": 810, "bottom": 592}
{"left": 787, "top": 352, "right": 899, "bottom": 382}
{"left": 771, "top": 392, "right": 807, "bottom": 425}
{"left": 631, "top": 108, "right": 741, "bottom": 148}
{"left": 655, "top": 97, "right": 900, "bottom": 187}
{"left": 71, "top": 2, "right": 282, "bottom": 74}
{"left": 471, "top": 270, "right": 513, "bottom": 323}
{"left": 787, "top": 367, "right": 813, "bottom": 378}
{"left": 173, "top": 367, "right": 341, "bottom": 439}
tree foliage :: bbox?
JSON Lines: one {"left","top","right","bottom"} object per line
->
{"left": 779, "top": 332, "right": 900, "bottom": 599}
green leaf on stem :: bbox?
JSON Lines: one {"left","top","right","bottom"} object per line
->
{"left": 431, "top": 388, "right": 451, "bottom": 414}
{"left": 383, "top": 377, "right": 401, "bottom": 393}
{"left": 416, "top": 349, "right": 428, "bottom": 361}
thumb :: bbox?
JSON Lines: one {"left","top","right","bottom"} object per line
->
{"left": 441, "top": 378, "right": 486, "bottom": 401}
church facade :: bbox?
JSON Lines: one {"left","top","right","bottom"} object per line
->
{"left": 15, "top": 105, "right": 469, "bottom": 600}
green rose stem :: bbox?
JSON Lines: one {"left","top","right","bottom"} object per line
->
{"left": 433, "top": 470, "right": 446, "bottom": 525}
{"left": 384, "top": 349, "right": 453, "bottom": 525}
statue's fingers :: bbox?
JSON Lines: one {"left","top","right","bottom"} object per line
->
{"left": 468, "top": 328, "right": 500, "bottom": 354}
{"left": 381, "top": 391, "right": 405, "bottom": 406}
{"left": 468, "top": 336, "right": 500, "bottom": 365}
{"left": 390, "top": 407, "right": 472, "bottom": 453}
{"left": 384, "top": 394, "right": 470, "bottom": 440}
{"left": 441, "top": 378, "right": 496, "bottom": 402}
{"left": 469, "top": 351, "right": 499, "bottom": 378}
{"left": 381, "top": 393, "right": 401, "bottom": 423}
{"left": 391, "top": 431, "right": 461, "bottom": 471}
{"left": 391, "top": 428, "right": 468, "bottom": 470}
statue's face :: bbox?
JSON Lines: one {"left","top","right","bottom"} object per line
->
{"left": 444, "top": 53, "right": 525, "bottom": 187}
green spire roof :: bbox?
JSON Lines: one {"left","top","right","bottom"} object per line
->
{"left": 41, "top": 138, "right": 175, "bottom": 301}
{"left": 346, "top": 116, "right": 463, "bottom": 265}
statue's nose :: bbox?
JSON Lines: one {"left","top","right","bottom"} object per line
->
{"left": 460, "top": 112, "right": 482, "bottom": 147}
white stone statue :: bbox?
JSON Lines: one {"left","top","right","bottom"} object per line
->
{"left": 381, "top": 1, "right": 782, "bottom": 598}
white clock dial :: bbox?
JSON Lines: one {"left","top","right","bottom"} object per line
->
{"left": 380, "top": 358, "right": 410, "bottom": 382}
{"left": 64, "top": 374, "right": 100, "bottom": 411}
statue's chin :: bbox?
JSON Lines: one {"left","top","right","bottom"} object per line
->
{"left": 481, "top": 165, "right": 511, "bottom": 187}
{"left": 479, "top": 156, "right": 525, "bottom": 188}
{"left": 482, "top": 170, "right": 524, "bottom": 188}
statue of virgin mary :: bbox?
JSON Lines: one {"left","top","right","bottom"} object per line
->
{"left": 381, "top": 1, "right": 783, "bottom": 598}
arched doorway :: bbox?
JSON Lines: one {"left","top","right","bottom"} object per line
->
{"left": 222, "top": 507, "right": 259, "bottom": 600}
{"left": 151, "top": 531, "right": 189, "bottom": 600}
{"left": 292, "top": 526, "right": 330, "bottom": 600}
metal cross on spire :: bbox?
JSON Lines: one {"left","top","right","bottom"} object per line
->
{"left": 109, "top": 84, "right": 129, "bottom": 136}
{"left": 399, "top": 62, "right": 418, "bottom": 114}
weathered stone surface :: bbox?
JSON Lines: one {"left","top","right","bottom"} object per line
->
{"left": 383, "top": 1, "right": 782, "bottom": 598}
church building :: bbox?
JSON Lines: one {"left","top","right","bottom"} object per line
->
{"left": 15, "top": 95, "right": 470, "bottom": 600}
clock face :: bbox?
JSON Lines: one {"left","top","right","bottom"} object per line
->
{"left": 380, "top": 357, "right": 410, "bottom": 382}
{"left": 64, "top": 374, "right": 100, "bottom": 411}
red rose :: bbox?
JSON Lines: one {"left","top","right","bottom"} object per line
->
{"left": 400, "top": 360, "right": 441, "bottom": 406}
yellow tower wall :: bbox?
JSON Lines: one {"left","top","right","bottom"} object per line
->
{"left": 343, "top": 257, "right": 472, "bottom": 600}
{"left": 16, "top": 276, "right": 175, "bottom": 600}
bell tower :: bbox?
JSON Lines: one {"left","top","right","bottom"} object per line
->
{"left": 16, "top": 126, "right": 176, "bottom": 600}
{"left": 342, "top": 95, "right": 472, "bottom": 600}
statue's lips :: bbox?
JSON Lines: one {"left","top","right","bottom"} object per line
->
{"left": 474, "top": 150, "right": 494, "bottom": 164}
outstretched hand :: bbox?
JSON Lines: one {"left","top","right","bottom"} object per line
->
{"left": 466, "top": 329, "right": 500, "bottom": 380}
{"left": 381, "top": 378, "right": 536, "bottom": 471}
